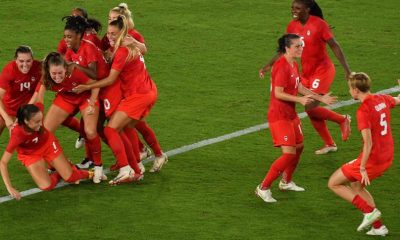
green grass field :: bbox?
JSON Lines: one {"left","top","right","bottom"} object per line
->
{"left": 0, "top": 1, "right": 399, "bottom": 239}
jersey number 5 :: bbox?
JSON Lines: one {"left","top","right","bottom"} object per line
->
{"left": 380, "top": 113, "right": 388, "bottom": 136}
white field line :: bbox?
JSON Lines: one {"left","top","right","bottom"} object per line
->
{"left": 1, "top": 86, "right": 398, "bottom": 204}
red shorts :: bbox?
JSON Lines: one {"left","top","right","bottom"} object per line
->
{"left": 117, "top": 88, "right": 157, "bottom": 120}
{"left": 301, "top": 63, "right": 335, "bottom": 94}
{"left": 341, "top": 155, "right": 393, "bottom": 183}
{"left": 102, "top": 97, "right": 120, "bottom": 118}
{"left": 53, "top": 94, "right": 98, "bottom": 114}
{"left": 17, "top": 134, "right": 63, "bottom": 167}
{"left": 269, "top": 117, "right": 303, "bottom": 147}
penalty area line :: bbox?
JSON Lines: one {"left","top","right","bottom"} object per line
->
{"left": 0, "top": 86, "right": 398, "bottom": 204}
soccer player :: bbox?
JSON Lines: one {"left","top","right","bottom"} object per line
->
{"left": 73, "top": 16, "right": 161, "bottom": 184}
{"left": 255, "top": 34, "right": 336, "bottom": 203}
{"left": 259, "top": 0, "right": 352, "bottom": 154}
{"left": 0, "top": 46, "right": 41, "bottom": 136}
{"left": 35, "top": 52, "right": 106, "bottom": 184}
{"left": 328, "top": 72, "right": 400, "bottom": 236}
{"left": 0, "top": 104, "right": 92, "bottom": 201}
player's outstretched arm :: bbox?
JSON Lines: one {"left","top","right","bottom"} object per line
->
{"left": 0, "top": 151, "right": 21, "bottom": 200}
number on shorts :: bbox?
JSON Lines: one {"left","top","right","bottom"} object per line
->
{"left": 312, "top": 79, "right": 320, "bottom": 89}
{"left": 103, "top": 99, "right": 111, "bottom": 111}
{"left": 20, "top": 82, "right": 31, "bottom": 92}
{"left": 298, "top": 123, "right": 303, "bottom": 135}
{"left": 380, "top": 113, "right": 388, "bottom": 136}
{"left": 52, "top": 141, "right": 59, "bottom": 152}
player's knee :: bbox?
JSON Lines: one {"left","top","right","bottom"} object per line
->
{"left": 84, "top": 128, "right": 97, "bottom": 139}
{"left": 39, "top": 183, "right": 56, "bottom": 191}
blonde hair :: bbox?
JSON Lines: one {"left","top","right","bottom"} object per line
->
{"left": 110, "top": 3, "right": 134, "bottom": 29}
{"left": 348, "top": 72, "right": 371, "bottom": 93}
{"left": 110, "top": 15, "right": 139, "bottom": 62}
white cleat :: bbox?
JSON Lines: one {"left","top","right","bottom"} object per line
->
{"left": 109, "top": 165, "right": 133, "bottom": 185}
{"left": 149, "top": 153, "right": 168, "bottom": 173}
{"left": 357, "top": 208, "right": 382, "bottom": 232}
{"left": 140, "top": 146, "right": 152, "bottom": 160}
{"left": 315, "top": 144, "right": 337, "bottom": 155}
{"left": 75, "top": 136, "right": 85, "bottom": 149}
{"left": 279, "top": 180, "right": 305, "bottom": 191}
{"left": 366, "top": 225, "right": 388, "bottom": 236}
{"left": 255, "top": 185, "right": 277, "bottom": 203}
{"left": 138, "top": 161, "right": 145, "bottom": 174}
{"left": 93, "top": 166, "right": 107, "bottom": 184}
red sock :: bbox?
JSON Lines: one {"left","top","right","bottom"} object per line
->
{"left": 41, "top": 172, "right": 61, "bottom": 191}
{"left": 123, "top": 127, "right": 141, "bottom": 163}
{"left": 261, "top": 153, "right": 296, "bottom": 189}
{"left": 86, "top": 135, "right": 102, "bottom": 166}
{"left": 120, "top": 132, "right": 141, "bottom": 173}
{"left": 283, "top": 146, "right": 304, "bottom": 183}
{"left": 372, "top": 220, "right": 383, "bottom": 229}
{"left": 62, "top": 116, "right": 81, "bottom": 133}
{"left": 135, "top": 121, "right": 162, "bottom": 156}
{"left": 352, "top": 195, "right": 374, "bottom": 213}
{"left": 307, "top": 107, "right": 344, "bottom": 123}
{"left": 307, "top": 116, "right": 335, "bottom": 145}
{"left": 104, "top": 126, "right": 129, "bottom": 167}
{"left": 65, "top": 166, "right": 89, "bottom": 183}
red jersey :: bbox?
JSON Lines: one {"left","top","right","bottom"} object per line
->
{"left": 0, "top": 60, "right": 42, "bottom": 116}
{"left": 286, "top": 15, "right": 333, "bottom": 78}
{"left": 57, "top": 31, "right": 102, "bottom": 55}
{"left": 267, "top": 56, "right": 300, "bottom": 122}
{"left": 45, "top": 68, "right": 91, "bottom": 102}
{"left": 6, "top": 124, "right": 51, "bottom": 155}
{"left": 111, "top": 47, "right": 155, "bottom": 98}
{"left": 65, "top": 39, "right": 110, "bottom": 80}
{"left": 100, "top": 29, "right": 145, "bottom": 51}
{"left": 357, "top": 94, "right": 396, "bottom": 165}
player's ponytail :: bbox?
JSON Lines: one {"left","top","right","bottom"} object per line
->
{"left": 109, "top": 15, "right": 139, "bottom": 61}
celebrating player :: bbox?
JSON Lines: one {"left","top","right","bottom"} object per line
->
{"left": 328, "top": 72, "right": 400, "bottom": 236}
{"left": 259, "top": 0, "right": 352, "bottom": 154}
{"left": 0, "top": 46, "right": 41, "bottom": 136}
{"left": 34, "top": 52, "right": 106, "bottom": 184}
{"left": 255, "top": 34, "right": 336, "bottom": 203}
{"left": 0, "top": 104, "right": 93, "bottom": 201}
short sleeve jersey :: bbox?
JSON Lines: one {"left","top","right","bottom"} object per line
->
{"left": 286, "top": 15, "right": 333, "bottom": 77}
{"left": 267, "top": 56, "right": 300, "bottom": 122}
{"left": 357, "top": 94, "right": 396, "bottom": 164}
{"left": 48, "top": 68, "right": 90, "bottom": 102}
{"left": 0, "top": 60, "right": 42, "bottom": 115}
{"left": 6, "top": 124, "right": 51, "bottom": 155}
{"left": 111, "top": 47, "right": 155, "bottom": 98}
{"left": 65, "top": 40, "right": 110, "bottom": 80}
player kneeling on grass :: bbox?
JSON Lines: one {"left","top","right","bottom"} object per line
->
{"left": 255, "top": 33, "right": 336, "bottom": 203}
{"left": 328, "top": 72, "right": 400, "bottom": 236}
{"left": 0, "top": 104, "right": 93, "bottom": 200}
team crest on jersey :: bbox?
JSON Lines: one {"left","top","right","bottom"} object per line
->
{"left": 31, "top": 77, "right": 36, "bottom": 82}
{"left": 284, "top": 136, "right": 288, "bottom": 142}
{"left": 307, "top": 30, "right": 311, "bottom": 36}
{"left": 79, "top": 56, "right": 83, "bottom": 62}
{"left": 72, "top": 82, "right": 77, "bottom": 86}
{"left": 32, "top": 137, "right": 39, "bottom": 143}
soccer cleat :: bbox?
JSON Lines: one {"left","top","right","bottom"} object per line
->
{"left": 140, "top": 146, "right": 152, "bottom": 160}
{"left": 255, "top": 185, "right": 277, "bottom": 203}
{"left": 138, "top": 161, "right": 146, "bottom": 174}
{"left": 279, "top": 180, "right": 305, "bottom": 191}
{"left": 93, "top": 165, "right": 107, "bottom": 184}
{"left": 366, "top": 225, "right": 388, "bottom": 236}
{"left": 357, "top": 208, "right": 382, "bottom": 232}
{"left": 149, "top": 153, "right": 168, "bottom": 173}
{"left": 76, "top": 158, "right": 94, "bottom": 169}
{"left": 340, "top": 114, "right": 351, "bottom": 141}
{"left": 75, "top": 136, "right": 85, "bottom": 149}
{"left": 109, "top": 165, "right": 133, "bottom": 185}
{"left": 315, "top": 144, "right": 337, "bottom": 155}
